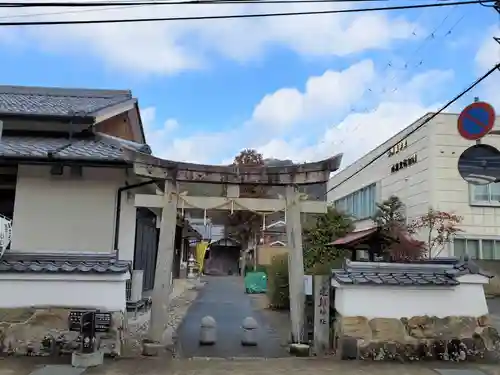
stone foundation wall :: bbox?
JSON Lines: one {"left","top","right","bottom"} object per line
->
{"left": 335, "top": 314, "right": 500, "bottom": 362}
{"left": 0, "top": 307, "right": 125, "bottom": 357}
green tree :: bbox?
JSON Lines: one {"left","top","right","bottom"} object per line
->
{"left": 372, "top": 195, "right": 406, "bottom": 232}
{"left": 225, "top": 149, "right": 265, "bottom": 246}
{"left": 372, "top": 195, "right": 426, "bottom": 261}
{"left": 234, "top": 148, "right": 264, "bottom": 165}
{"left": 302, "top": 206, "right": 354, "bottom": 271}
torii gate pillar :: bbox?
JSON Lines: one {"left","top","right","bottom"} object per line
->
{"left": 123, "top": 149, "right": 343, "bottom": 347}
{"left": 149, "top": 179, "right": 178, "bottom": 343}
{"left": 286, "top": 185, "right": 307, "bottom": 343}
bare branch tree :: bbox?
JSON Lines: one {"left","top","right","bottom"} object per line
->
{"left": 408, "top": 208, "right": 463, "bottom": 258}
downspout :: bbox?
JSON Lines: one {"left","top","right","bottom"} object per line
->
{"left": 114, "top": 178, "right": 157, "bottom": 257}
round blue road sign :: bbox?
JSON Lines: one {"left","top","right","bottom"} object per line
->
{"left": 457, "top": 101, "right": 496, "bottom": 141}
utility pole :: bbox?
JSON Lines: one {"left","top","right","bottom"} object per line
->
{"left": 485, "top": 1, "right": 500, "bottom": 47}
{"left": 494, "top": 1, "right": 500, "bottom": 47}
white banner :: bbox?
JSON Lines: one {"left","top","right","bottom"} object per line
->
{"left": 0, "top": 215, "right": 12, "bottom": 257}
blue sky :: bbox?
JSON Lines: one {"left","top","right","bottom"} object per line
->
{"left": 0, "top": 0, "right": 499, "bottom": 166}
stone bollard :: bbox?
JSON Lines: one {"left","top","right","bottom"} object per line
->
{"left": 199, "top": 316, "right": 217, "bottom": 345}
{"left": 241, "top": 317, "right": 258, "bottom": 346}
{"left": 187, "top": 254, "right": 197, "bottom": 279}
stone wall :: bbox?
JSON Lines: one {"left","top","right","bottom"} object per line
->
{"left": 334, "top": 314, "right": 500, "bottom": 362}
{"left": 0, "top": 307, "right": 125, "bottom": 357}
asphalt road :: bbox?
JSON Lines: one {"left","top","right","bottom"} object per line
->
{"left": 176, "top": 276, "right": 289, "bottom": 358}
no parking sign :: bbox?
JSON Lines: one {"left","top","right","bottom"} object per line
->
{"left": 457, "top": 101, "right": 496, "bottom": 141}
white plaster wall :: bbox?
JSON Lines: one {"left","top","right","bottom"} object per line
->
{"left": 327, "top": 114, "right": 434, "bottom": 232}
{"left": 11, "top": 165, "right": 137, "bottom": 259}
{"left": 430, "top": 114, "right": 500, "bottom": 238}
{"left": 334, "top": 282, "right": 488, "bottom": 319}
{"left": 326, "top": 113, "right": 500, "bottom": 255}
{"left": 0, "top": 273, "right": 129, "bottom": 311}
{"left": 118, "top": 191, "right": 138, "bottom": 262}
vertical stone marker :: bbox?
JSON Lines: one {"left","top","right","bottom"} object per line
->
{"left": 313, "top": 275, "right": 330, "bottom": 356}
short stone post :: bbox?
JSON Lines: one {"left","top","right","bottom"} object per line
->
{"left": 199, "top": 316, "right": 217, "bottom": 345}
{"left": 241, "top": 317, "right": 258, "bottom": 346}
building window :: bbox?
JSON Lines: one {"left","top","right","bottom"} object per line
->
{"left": 334, "top": 184, "right": 377, "bottom": 219}
{"left": 470, "top": 183, "right": 500, "bottom": 205}
{"left": 454, "top": 238, "right": 500, "bottom": 260}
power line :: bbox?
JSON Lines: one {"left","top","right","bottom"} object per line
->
{"left": 0, "top": 3, "right": 139, "bottom": 19}
{"left": 314, "top": 5, "right": 464, "bottom": 160}
{"left": 324, "top": 63, "right": 500, "bottom": 198}
{"left": 0, "top": 0, "right": 401, "bottom": 7}
{"left": 0, "top": 0, "right": 492, "bottom": 26}
{"left": 0, "top": 0, "right": 409, "bottom": 21}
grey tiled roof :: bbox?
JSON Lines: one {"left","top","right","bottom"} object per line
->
{"left": 0, "top": 135, "right": 124, "bottom": 162}
{"left": 0, "top": 85, "right": 132, "bottom": 117}
{"left": 331, "top": 257, "right": 489, "bottom": 287}
{"left": 0, "top": 260, "right": 131, "bottom": 274}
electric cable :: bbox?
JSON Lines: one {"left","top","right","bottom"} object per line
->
{"left": 0, "top": 0, "right": 412, "bottom": 7}
{"left": 313, "top": 5, "right": 464, "bottom": 164}
{"left": 324, "top": 63, "right": 500, "bottom": 198}
{"left": 0, "top": 0, "right": 411, "bottom": 21}
{"left": 0, "top": 0, "right": 492, "bottom": 26}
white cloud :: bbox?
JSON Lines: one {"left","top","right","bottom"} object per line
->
{"left": 144, "top": 61, "right": 453, "bottom": 168}
{"left": 475, "top": 26, "right": 500, "bottom": 109}
{"left": 255, "top": 68, "right": 452, "bottom": 167}
{"left": 164, "top": 119, "right": 179, "bottom": 132}
{"left": 250, "top": 60, "right": 374, "bottom": 130}
{"left": 0, "top": 1, "right": 417, "bottom": 74}
{"left": 141, "top": 107, "right": 157, "bottom": 131}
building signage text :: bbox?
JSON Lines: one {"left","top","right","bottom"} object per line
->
{"left": 391, "top": 154, "right": 417, "bottom": 174}
{"left": 388, "top": 139, "right": 408, "bottom": 157}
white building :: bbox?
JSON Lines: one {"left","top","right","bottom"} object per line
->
{"left": 327, "top": 112, "right": 500, "bottom": 260}
{"left": 0, "top": 86, "right": 199, "bottom": 316}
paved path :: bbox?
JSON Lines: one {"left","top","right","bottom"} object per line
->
{"left": 176, "top": 276, "right": 288, "bottom": 358}
{"left": 5, "top": 358, "right": 500, "bottom": 375}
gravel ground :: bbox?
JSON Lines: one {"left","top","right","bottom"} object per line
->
{"left": 4, "top": 357, "right": 500, "bottom": 375}
{"left": 124, "top": 280, "right": 204, "bottom": 357}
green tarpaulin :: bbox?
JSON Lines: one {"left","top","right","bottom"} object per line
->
{"left": 244, "top": 271, "right": 268, "bottom": 294}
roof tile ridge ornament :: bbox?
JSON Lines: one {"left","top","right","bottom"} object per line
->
{"left": 457, "top": 254, "right": 492, "bottom": 278}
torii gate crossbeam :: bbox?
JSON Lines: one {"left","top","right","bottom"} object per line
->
{"left": 123, "top": 149, "right": 343, "bottom": 348}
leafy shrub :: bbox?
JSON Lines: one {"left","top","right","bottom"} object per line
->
{"left": 266, "top": 254, "right": 290, "bottom": 310}
{"left": 303, "top": 207, "right": 353, "bottom": 270}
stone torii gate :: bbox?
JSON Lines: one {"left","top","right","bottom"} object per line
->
{"left": 123, "top": 149, "right": 342, "bottom": 345}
